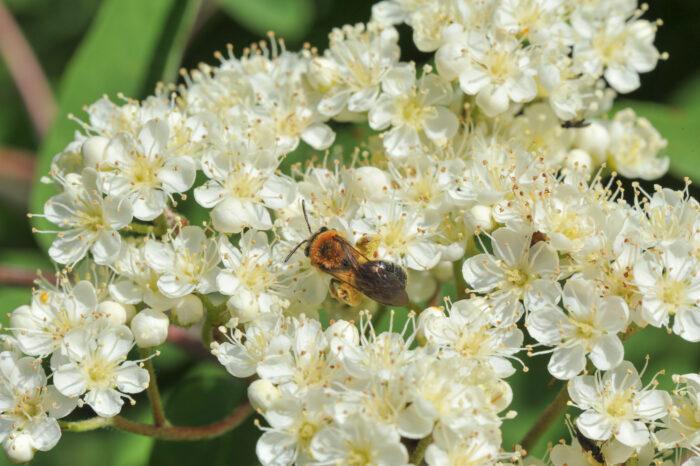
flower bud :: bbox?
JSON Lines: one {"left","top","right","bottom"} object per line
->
{"left": 4, "top": 434, "right": 34, "bottom": 463}
{"left": 325, "top": 320, "right": 359, "bottom": 346}
{"left": 432, "top": 260, "right": 453, "bottom": 283}
{"left": 172, "top": 294, "right": 204, "bottom": 327}
{"left": 98, "top": 300, "right": 128, "bottom": 326}
{"left": 248, "top": 379, "right": 281, "bottom": 412}
{"left": 131, "top": 309, "right": 169, "bottom": 348}
{"left": 81, "top": 136, "right": 109, "bottom": 169}
{"left": 464, "top": 204, "right": 493, "bottom": 232}
{"left": 574, "top": 122, "right": 609, "bottom": 165}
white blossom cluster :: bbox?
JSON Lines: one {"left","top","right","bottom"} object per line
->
{"left": 4, "top": 0, "right": 698, "bottom": 464}
{"left": 1, "top": 278, "right": 149, "bottom": 462}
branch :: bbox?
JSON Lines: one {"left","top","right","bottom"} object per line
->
{"left": 60, "top": 400, "right": 253, "bottom": 441}
{"left": 519, "top": 381, "right": 570, "bottom": 453}
{"left": 0, "top": 147, "right": 35, "bottom": 182}
{"left": 0, "top": 2, "right": 56, "bottom": 137}
{"left": 0, "top": 266, "right": 55, "bottom": 286}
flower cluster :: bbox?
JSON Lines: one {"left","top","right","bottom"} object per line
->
{"left": 4, "top": 0, "right": 698, "bottom": 464}
{"left": 1, "top": 278, "right": 149, "bottom": 462}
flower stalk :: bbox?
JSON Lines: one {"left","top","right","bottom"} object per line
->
{"left": 60, "top": 400, "right": 253, "bottom": 440}
{"left": 410, "top": 433, "right": 433, "bottom": 464}
{"left": 140, "top": 348, "right": 169, "bottom": 427}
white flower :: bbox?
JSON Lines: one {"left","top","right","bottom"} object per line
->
{"left": 634, "top": 241, "right": 700, "bottom": 342}
{"left": 256, "top": 318, "right": 341, "bottom": 394}
{"left": 526, "top": 278, "right": 629, "bottom": 380}
{"left": 418, "top": 300, "right": 523, "bottom": 378}
{"left": 0, "top": 352, "right": 77, "bottom": 462}
{"left": 53, "top": 324, "right": 149, "bottom": 418}
{"left": 255, "top": 388, "right": 330, "bottom": 466}
{"left": 399, "top": 357, "right": 511, "bottom": 439}
{"left": 568, "top": 361, "right": 671, "bottom": 448}
{"left": 194, "top": 148, "right": 296, "bottom": 233}
{"left": 636, "top": 187, "right": 700, "bottom": 247}
{"left": 655, "top": 373, "right": 700, "bottom": 455}
{"left": 339, "top": 320, "right": 418, "bottom": 384}
{"left": 369, "top": 64, "right": 458, "bottom": 158}
{"left": 314, "top": 23, "right": 400, "bottom": 117}
{"left": 211, "top": 313, "right": 285, "bottom": 378}
{"left": 531, "top": 182, "right": 605, "bottom": 258}
{"left": 425, "top": 423, "right": 502, "bottom": 466}
{"left": 109, "top": 238, "right": 177, "bottom": 312}
{"left": 437, "top": 26, "right": 537, "bottom": 116}
{"left": 42, "top": 168, "right": 132, "bottom": 265}
{"left": 10, "top": 281, "right": 101, "bottom": 359}
{"left": 310, "top": 414, "right": 409, "bottom": 466}
{"left": 145, "top": 226, "right": 220, "bottom": 299}
{"left": 130, "top": 309, "right": 170, "bottom": 348}
{"left": 462, "top": 227, "right": 560, "bottom": 324}
{"left": 217, "top": 230, "right": 290, "bottom": 322}
{"left": 607, "top": 108, "right": 668, "bottom": 180}
{"left": 103, "top": 119, "right": 196, "bottom": 221}
{"left": 572, "top": 6, "right": 659, "bottom": 93}
{"left": 352, "top": 201, "right": 442, "bottom": 270}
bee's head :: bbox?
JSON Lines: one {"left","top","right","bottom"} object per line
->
{"left": 304, "top": 226, "right": 328, "bottom": 257}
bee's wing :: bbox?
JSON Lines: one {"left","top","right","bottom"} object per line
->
{"left": 350, "top": 261, "right": 409, "bottom": 307}
{"left": 324, "top": 237, "right": 409, "bottom": 307}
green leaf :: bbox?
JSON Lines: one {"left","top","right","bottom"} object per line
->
{"left": 149, "top": 363, "right": 258, "bottom": 466}
{"left": 671, "top": 74, "right": 700, "bottom": 121}
{"left": 216, "top": 0, "right": 313, "bottom": 41}
{"left": 0, "top": 248, "right": 51, "bottom": 270}
{"left": 614, "top": 100, "right": 700, "bottom": 183}
{"left": 144, "top": 0, "right": 204, "bottom": 89}
{"left": 29, "top": 0, "right": 199, "bottom": 252}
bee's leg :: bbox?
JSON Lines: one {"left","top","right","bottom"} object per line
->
{"left": 329, "top": 279, "right": 362, "bottom": 306}
{"left": 355, "top": 234, "right": 381, "bottom": 259}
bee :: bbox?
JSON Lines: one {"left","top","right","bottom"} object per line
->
{"left": 561, "top": 118, "right": 591, "bottom": 129}
{"left": 284, "top": 201, "right": 409, "bottom": 307}
{"left": 574, "top": 427, "right": 605, "bottom": 464}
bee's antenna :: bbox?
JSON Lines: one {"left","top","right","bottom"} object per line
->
{"left": 301, "top": 200, "right": 313, "bottom": 234}
{"left": 284, "top": 239, "right": 308, "bottom": 262}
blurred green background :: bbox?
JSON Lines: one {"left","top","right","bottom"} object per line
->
{"left": 0, "top": 0, "right": 698, "bottom": 464}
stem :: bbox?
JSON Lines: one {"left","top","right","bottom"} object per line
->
{"left": 60, "top": 416, "right": 113, "bottom": 432}
{"left": 128, "top": 223, "right": 155, "bottom": 235}
{"left": 128, "top": 216, "right": 168, "bottom": 237}
{"left": 520, "top": 382, "right": 570, "bottom": 453}
{"left": 410, "top": 433, "right": 432, "bottom": 465}
{"left": 199, "top": 293, "right": 226, "bottom": 349}
{"left": 140, "top": 348, "right": 168, "bottom": 427}
{"left": 154, "top": 214, "right": 169, "bottom": 235}
{"left": 112, "top": 400, "right": 252, "bottom": 440}
{"left": 59, "top": 401, "right": 254, "bottom": 441}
